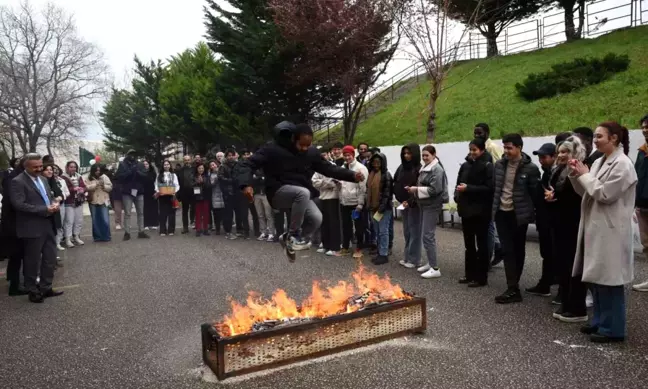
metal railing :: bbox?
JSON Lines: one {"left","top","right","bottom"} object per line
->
{"left": 313, "top": 0, "right": 647, "bottom": 139}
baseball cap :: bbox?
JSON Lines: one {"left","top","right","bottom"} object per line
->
{"left": 533, "top": 143, "right": 556, "bottom": 156}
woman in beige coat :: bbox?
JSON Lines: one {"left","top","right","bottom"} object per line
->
{"left": 86, "top": 164, "right": 113, "bottom": 242}
{"left": 569, "top": 121, "right": 637, "bottom": 343}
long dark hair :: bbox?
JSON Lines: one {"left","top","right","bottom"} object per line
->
{"left": 87, "top": 164, "right": 104, "bottom": 181}
{"left": 598, "top": 121, "right": 630, "bottom": 155}
{"left": 65, "top": 161, "right": 79, "bottom": 175}
{"left": 158, "top": 160, "right": 173, "bottom": 183}
{"left": 194, "top": 163, "right": 206, "bottom": 178}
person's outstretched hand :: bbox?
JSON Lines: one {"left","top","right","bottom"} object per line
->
{"left": 243, "top": 186, "right": 254, "bottom": 203}
{"left": 354, "top": 172, "right": 364, "bottom": 182}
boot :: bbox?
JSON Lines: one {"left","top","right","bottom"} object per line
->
{"left": 73, "top": 235, "right": 85, "bottom": 246}
{"left": 65, "top": 237, "right": 74, "bottom": 248}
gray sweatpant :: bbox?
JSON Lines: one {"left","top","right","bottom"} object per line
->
{"left": 271, "top": 185, "right": 322, "bottom": 239}
{"left": 122, "top": 194, "right": 144, "bottom": 234}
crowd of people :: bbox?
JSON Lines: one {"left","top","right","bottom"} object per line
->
{"left": 1, "top": 116, "right": 648, "bottom": 344}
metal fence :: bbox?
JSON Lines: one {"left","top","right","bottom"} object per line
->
{"left": 314, "top": 0, "right": 647, "bottom": 138}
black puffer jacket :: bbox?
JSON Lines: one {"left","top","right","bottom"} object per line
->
{"left": 218, "top": 160, "right": 237, "bottom": 197}
{"left": 491, "top": 152, "right": 540, "bottom": 225}
{"left": 367, "top": 153, "right": 393, "bottom": 213}
{"left": 454, "top": 152, "right": 494, "bottom": 220}
{"left": 237, "top": 122, "right": 357, "bottom": 204}
{"left": 393, "top": 143, "right": 421, "bottom": 207}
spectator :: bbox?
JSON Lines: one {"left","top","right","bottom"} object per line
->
{"left": 545, "top": 136, "right": 587, "bottom": 322}
{"left": 394, "top": 143, "right": 422, "bottom": 269}
{"left": 331, "top": 142, "right": 344, "bottom": 166}
{"left": 142, "top": 160, "right": 158, "bottom": 230}
{"left": 312, "top": 150, "right": 341, "bottom": 256}
{"left": 208, "top": 160, "right": 225, "bottom": 235}
{"left": 237, "top": 122, "right": 362, "bottom": 258}
{"left": 240, "top": 149, "right": 260, "bottom": 237}
{"left": 1, "top": 156, "right": 25, "bottom": 296}
{"left": 555, "top": 132, "right": 573, "bottom": 145}
{"left": 52, "top": 165, "right": 70, "bottom": 251}
{"left": 177, "top": 155, "right": 195, "bottom": 234}
{"left": 86, "top": 164, "right": 113, "bottom": 242}
{"left": 111, "top": 161, "right": 124, "bottom": 231}
{"left": 116, "top": 150, "right": 149, "bottom": 240}
{"left": 492, "top": 133, "right": 540, "bottom": 304}
{"left": 367, "top": 152, "right": 394, "bottom": 265}
{"left": 357, "top": 143, "right": 371, "bottom": 166}
{"left": 10, "top": 153, "right": 63, "bottom": 303}
{"left": 634, "top": 114, "right": 648, "bottom": 293}
{"left": 216, "top": 152, "right": 224, "bottom": 165}
{"left": 155, "top": 160, "right": 180, "bottom": 236}
{"left": 253, "top": 167, "right": 275, "bottom": 241}
{"left": 526, "top": 143, "right": 557, "bottom": 298}
{"left": 339, "top": 145, "right": 369, "bottom": 258}
{"left": 192, "top": 163, "right": 211, "bottom": 236}
{"left": 220, "top": 148, "right": 247, "bottom": 239}
{"left": 62, "top": 161, "right": 86, "bottom": 248}
{"left": 408, "top": 145, "right": 449, "bottom": 279}
{"left": 455, "top": 138, "right": 494, "bottom": 287}
{"left": 41, "top": 165, "right": 64, "bottom": 257}
{"left": 573, "top": 127, "right": 603, "bottom": 168}
{"left": 569, "top": 121, "right": 636, "bottom": 343}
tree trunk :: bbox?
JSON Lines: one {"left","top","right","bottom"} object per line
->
{"left": 486, "top": 22, "right": 499, "bottom": 58}
{"left": 564, "top": 6, "right": 578, "bottom": 41}
{"left": 426, "top": 83, "right": 440, "bottom": 143}
{"left": 576, "top": 0, "right": 586, "bottom": 38}
{"left": 46, "top": 136, "right": 53, "bottom": 157}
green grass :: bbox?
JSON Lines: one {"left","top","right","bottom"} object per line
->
{"left": 346, "top": 25, "right": 648, "bottom": 146}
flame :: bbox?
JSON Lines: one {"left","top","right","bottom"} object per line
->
{"left": 216, "top": 264, "right": 411, "bottom": 336}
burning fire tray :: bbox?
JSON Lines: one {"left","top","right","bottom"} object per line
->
{"left": 201, "top": 297, "right": 426, "bottom": 380}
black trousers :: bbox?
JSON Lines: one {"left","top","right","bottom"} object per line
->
{"left": 212, "top": 208, "right": 224, "bottom": 234}
{"left": 321, "top": 199, "right": 342, "bottom": 251}
{"left": 249, "top": 202, "right": 260, "bottom": 236}
{"left": 6, "top": 237, "right": 23, "bottom": 287}
{"left": 223, "top": 195, "right": 235, "bottom": 234}
{"left": 234, "top": 193, "right": 250, "bottom": 237}
{"left": 23, "top": 232, "right": 57, "bottom": 294}
{"left": 495, "top": 211, "right": 529, "bottom": 289}
{"left": 557, "top": 222, "right": 587, "bottom": 315}
{"left": 181, "top": 195, "right": 194, "bottom": 231}
{"left": 158, "top": 196, "right": 176, "bottom": 234}
{"left": 536, "top": 218, "right": 556, "bottom": 287}
{"left": 462, "top": 216, "right": 490, "bottom": 284}
{"left": 341, "top": 205, "right": 365, "bottom": 250}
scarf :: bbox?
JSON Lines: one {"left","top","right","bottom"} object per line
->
{"left": 367, "top": 170, "right": 382, "bottom": 211}
{"left": 63, "top": 172, "right": 81, "bottom": 188}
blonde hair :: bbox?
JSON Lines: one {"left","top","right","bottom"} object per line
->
{"left": 558, "top": 136, "right": 586, "bottom": 162}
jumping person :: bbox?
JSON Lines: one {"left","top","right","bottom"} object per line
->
{"left": 238, "top": 121, "right": 364, "bottom": 261}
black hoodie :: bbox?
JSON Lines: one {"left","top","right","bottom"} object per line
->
{"left": 393, "top": 143, "right": 421, "bottom": 206}
{"left": 455, "top": 152, "right": 494, "bottom": 219}
{"left": 237, "top": 122, "right": 357, "bottom": 204}
{"left": 367, "top": 153, "right": 394, "bottom": 213}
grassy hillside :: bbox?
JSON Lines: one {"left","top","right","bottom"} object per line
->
{"left": 345, "top": 25, "right": 648, "bottom": 146}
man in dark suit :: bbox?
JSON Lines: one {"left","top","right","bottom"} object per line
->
{"left": 10, "top": 153, "right": 64, "bottom": 303}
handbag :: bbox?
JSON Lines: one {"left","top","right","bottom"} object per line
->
{"left": 172, "top": 197, "right": 180, "bottom": 209}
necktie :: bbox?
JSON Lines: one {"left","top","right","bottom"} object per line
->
{"left": 35, "top": 177, "right": 51, "bottom": 206}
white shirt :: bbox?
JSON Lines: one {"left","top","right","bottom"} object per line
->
{"left": 154, "top": 172, "right": 180, "bottom": 193}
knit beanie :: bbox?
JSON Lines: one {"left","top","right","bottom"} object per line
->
{"left": 342, "top": 145, "right": 355, "bottom": 156}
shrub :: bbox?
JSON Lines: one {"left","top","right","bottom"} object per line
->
{"left": 515, "top": 53, "right": 630, "bottom": 101}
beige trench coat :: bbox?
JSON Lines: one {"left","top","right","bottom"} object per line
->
{"left": 570, "top": 148, "right": 637, "bottom": 286}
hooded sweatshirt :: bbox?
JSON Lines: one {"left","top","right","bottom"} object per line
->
{"left": 393, "top": 143, "right": 421, "bottom": 207}
{"left": 367, "top": 153, "right": 393, "bottom": 213}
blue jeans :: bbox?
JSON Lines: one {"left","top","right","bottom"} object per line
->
{"left": 591, "top": 284, "right": 626, "bottom": 338}
{"left": 487, "top": 221, "right": 501, "bottom": 260}
{"left": 402, "top": 207, "right": 422, "bottom": 265}
{"left": 371, "top": 209, "right": 393, "bottom": 256}
{"left": 421, "top": 206, "right": 439, "bottom": 268}
{"left": 90, "top": 204, "right": 111, "bottom": 242}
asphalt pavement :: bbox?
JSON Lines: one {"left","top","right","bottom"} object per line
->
{"left": 1, "top": 218, "right": 647, "bottom": 389}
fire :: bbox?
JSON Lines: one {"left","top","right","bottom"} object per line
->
{"left": 216, "top": 264, "right": 412, "bottom": 336}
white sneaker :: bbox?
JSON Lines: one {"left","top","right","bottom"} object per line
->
{"left": 169, "top": 233, "right": 174, "bottom": 236}
{"left": 57, "top": 244, "right": 66, "bottom": 251}
{"left": 257, "top": 233, "right": 267, "bottom": 241}
{"left": 160, "top": 233, "right": 167, "bottom": 237}
{"left": 326, "top": 250, "right": 340, "bottom": 256}
{"left": 632, "top": 280, "right": 648, "bottom": 292}
{"left": 586, "top": 291, "right": 594, "bottom": 308}
{"left": 115, "top": 224, "right": 122, "bottom": 230}
{"left": 65, "top": 238, "right": 74, "bottom": 248}
{"left": 151, "top": 226, "right": 158, "bottom": 230}
{"left": 266, "top": 234, "right": 275, "bottom": 242}
{"left": 399, "top": 260, "right": 407, "bottom": 267}
{"left": 319, "top": 243, "right": 323, "bottom": 249}
{"left": 317, "top": 248, "right": 326, "bottom": 254}
{"left": 403, "top": 263, "right": 416, "bottom": 269}
{"left": 421, "top": 268, "right": 442, "bottom": 279}
{"left": 144, "top": 227, "right": 150, "bottom": 231}
{"left": 74, "top": 235, "right": 85, "bottom": 246}
{"left": 417, "top": 264, "right": 431, "bottom": 273}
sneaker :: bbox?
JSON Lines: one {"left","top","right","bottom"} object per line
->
{"left": 421, "top": 268, "right": 442, "bottom": 279}
{"left": 138, "top": 232, "right": 150, "bottom": 239}
{"left": 372, "top": 255, "right": 389, "bottom": 265}
{"left": 266, "top": 234, "right": 275, "bottom": 242}
{"left": 160, "top": 233, "right": 167, "bottom": 237}
{"left": 65, "top": 238, "right": 74, "bottom": 248}
{"left": 632, "top": 280, "right": 648, "bottom": 292}
{"left": 589, "top": 333, "right": 625, "bottom": 343}
{"left": 326, "top": 250, "right": 340, "bottom": 257}
{"left": 319, "top": 243, "right": 323, "bottom": 249}
{"left": 586, "top": 291, "right": 594, "bottom": 308}
{"left": 458, "top": 277, "right": 471, "bottom": 284}
{"left": 580, "top": 325, "right": 598, "bottom": 335}
{"left": 144, "top": 227, "right": 150, "bottom": 231}
{"left": 417, "top": 264, "right": 431, "bottom": 273}
{"left": 316, "top": 248, "right": 326, "bottom": 254}
{"left": 495, "top": 288, "right": 522, "bottom": 304}
{"left": 290, "top": 236, "right": 311, "bottom": 251}
{"left": 169, "top": 233, "right": 174, "bottom": 236}
{"left": 56, "top": 244, "right": 66, "bottom": 251}
{"left": 525, "top": 285, "right": 551, "bottom": 297}
{"left": 551, "top": 296, "right": 562, "bottom": 306}
{"left": 73, "top": 235, "right": 84, "bottom": 246}
{"left": 257, "top": 233, "right": 267, "bottom": 241}
{"left": 123, "top": 232, "right": 131, "bottom": 241}
{"left": 399, "top": 260, "right": 407, "bottom": 267}
{"left": 553, "top": 311, "right": 588, "bottom": 323}
{"left": 151, "top": 226, "right": 158, "bottom": 230}
{"left": 115, "top": 224, "right": 122, "bottom": 231}
{"left": 352, "top": 249, "right": 363, "bottom": 259}
{"left": 339, "top": 248, "right": 351, "bottom": 256}
{"left": 228, "top": 233, "right": 238, "bottom": 240}
{"left": 403, "top": 263, "right": 416, "bottom": 269}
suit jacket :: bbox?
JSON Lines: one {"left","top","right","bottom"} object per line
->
{"left": 570, "top": 147, "right": 637, "bottom": 286}
{"left": 10, "top": 172, "right": 56, "bottom": 238}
